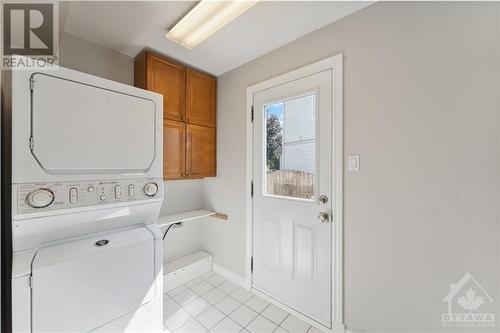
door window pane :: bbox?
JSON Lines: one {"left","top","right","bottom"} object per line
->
{"left": 264, "top": 94, "right": 315, "bottom": 200}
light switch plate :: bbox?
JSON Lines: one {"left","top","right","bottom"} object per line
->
{"left": 348, "top": 154, "right": 360, "bottom": 172}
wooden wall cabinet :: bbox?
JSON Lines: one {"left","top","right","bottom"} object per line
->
{"left": 135, "top": 51, "right": 216, "bottom": 180}
{"left": 163, "top": 120, "right": 185, "bottom": 179}
{"left": 135, "top": 52, "right": 185, "bottom": 122}
{"left": 186, "top": 124, "right": 216, "bottom": 178}
{"left": 186, "top": 69, "right": 216, "bottom": 127}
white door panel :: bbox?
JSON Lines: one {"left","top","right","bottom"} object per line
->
{"left": 31, "top": 73, "right": 156, "bottom": 174}
{"left": 252, "top": 70, "right": 332, "bottom": 325}
{"left": 260, "top": 215, "right": 282, "bottom": 272}
{"left": 293, "top": 221, "right": 316, "bottom": 285}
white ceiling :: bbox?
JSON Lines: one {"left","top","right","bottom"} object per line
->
{"left": 61, "top": 1, "right": 372, "bottom": 76}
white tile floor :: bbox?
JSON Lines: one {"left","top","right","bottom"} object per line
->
{"left": 163, "top": 271, "right": 321, "bottom": 333}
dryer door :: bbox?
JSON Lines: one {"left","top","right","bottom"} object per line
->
{"left": 32, "top": 227, "right": 156, "bottom": 332}
{"left": 31, "top": 73, "right": 157, "bottom": 174}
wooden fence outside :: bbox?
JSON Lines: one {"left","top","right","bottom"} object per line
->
{"left": 266, "top": 170, "right": 314, "bottom": 199}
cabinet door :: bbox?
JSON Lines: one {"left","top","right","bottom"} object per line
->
{"left": 163, "top": 120, "right": 186, "bottom": 179}
{"left": 148, "top": 55, "right": 185, "bottom": 121}
{"left": 186, "top": 69, "right": 216, "bottom": 127}
{"left": 186, "top": 124, "right": 216, "bottom": 178}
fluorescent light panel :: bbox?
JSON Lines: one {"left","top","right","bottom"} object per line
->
{"left": 166, "top": 0, "right": 258, "bottom": 49}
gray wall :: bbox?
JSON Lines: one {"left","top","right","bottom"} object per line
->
{"left": 204, "top": 2, "right": 500, "bottom": 332}
{"left": 59, "top": 33, "right": 134, "bottom": 85}
{"left": 159, "top": 179, "right": 208, "bottom": 261}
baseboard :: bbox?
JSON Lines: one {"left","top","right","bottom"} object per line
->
{"left": 332, "top": 324, "right": 346, "bottom": 333}
{"left": 212, "top": 263, "right": 251, "bottom": 290}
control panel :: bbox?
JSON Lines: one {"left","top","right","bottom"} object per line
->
{"left": 16, "top": 178, "right": 162, "bottom": 214}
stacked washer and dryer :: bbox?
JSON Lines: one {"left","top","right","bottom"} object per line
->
{"left": 4, "top": 58, "right": 165, "bottom": 332}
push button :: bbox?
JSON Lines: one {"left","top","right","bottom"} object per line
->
{"left": 114, "top": 185, "right": 121, "bottom": 199}
{"left": 69, "top": 187, "right": 78, "bottom": 204}
{"left": 128, "top": 184, "right": 135, "bottom": 198}
{"left": 99, "top": 194, "right": 106, "bottom": 201}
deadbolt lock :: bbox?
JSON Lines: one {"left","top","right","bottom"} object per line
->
{"left": 319, "top": 195, "right": 328, "bottom": 204}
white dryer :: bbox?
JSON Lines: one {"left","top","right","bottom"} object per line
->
{"left": 4, "top": 57, "right": 164, "bottom": 332}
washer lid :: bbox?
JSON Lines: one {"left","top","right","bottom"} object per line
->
{"left": 31, "top": 73, "right": 157, "bottom": 174}
{"left": 31, "top": 227, "right": 156, "bottom": 332}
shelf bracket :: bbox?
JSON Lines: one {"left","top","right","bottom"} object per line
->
{"left": 211, "top": 212, "right": 229, "bottom": 220}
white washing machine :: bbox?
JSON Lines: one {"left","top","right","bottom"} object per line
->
{"left": 4, "top": 57, "right": 164, "bottom": 332}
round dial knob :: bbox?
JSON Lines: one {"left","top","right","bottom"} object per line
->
{"left": 26, "top": 188, "right": 55, "bottom": 208}
{"left": 143, "top": 182, "right": 158, "bottom": 197}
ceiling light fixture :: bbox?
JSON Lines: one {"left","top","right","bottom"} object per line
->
{"left": 166, "top": 0, "right": 259, "bottom": 49}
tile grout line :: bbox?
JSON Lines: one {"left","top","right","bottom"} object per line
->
{"left": 165, "top": 295, "right": 196, "bottom": 332}
{"left": 204, "top": 284, "right": 262, "bottom": 331}
{"left": 164, "top": 274, "right": 213, "bottom": 331}
{"left": 238, "top": 294, "right": 285, "bottom": 332}
{"left": 167, "top": 280, "right": 240, "bottom": 333}
{"left": 182, "top": 276, "right": 224, "bottom": 332}
{"left": 171, "top": 273, "right": 247, "bottom": 332}
{"left": 175, "top": 290, "right": 269, "bottom": 332}
{"left": 166, "top": 272, "right": 306, "bottom": 333}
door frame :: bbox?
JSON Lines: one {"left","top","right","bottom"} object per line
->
{"left": 245, "top": 54, "right": 344, "bottom": 332}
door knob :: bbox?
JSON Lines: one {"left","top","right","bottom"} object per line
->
{"left": 318, "top": 212, "right": 329, "bottom": 223}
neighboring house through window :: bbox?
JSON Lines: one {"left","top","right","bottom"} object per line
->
{"left": 281, "top": 94, "right": 315, "bottom": 174}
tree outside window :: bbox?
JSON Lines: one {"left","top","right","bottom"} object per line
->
{"left": 266, "top": 110, "right": 283, "bottom": 171}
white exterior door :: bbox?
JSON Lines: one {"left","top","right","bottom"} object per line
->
{"left": 252, "top": 70, "right": 333, "bottom": 326}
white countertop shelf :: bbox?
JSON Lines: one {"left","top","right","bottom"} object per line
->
{"left": 158, "top": 209, "right": 225, "bottom": 227}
